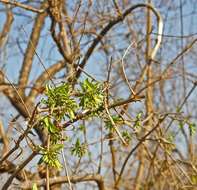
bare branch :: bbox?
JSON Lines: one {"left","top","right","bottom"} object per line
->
{"left": 115, "top": 115, "right": 167, "bottom": 187}
{"left": 0, "top": 7, "right": 13, "bottom": 48}
{"left": 0, "top": 0, "right": 45, "bottom": 13}
{"left": 0, "top": 120, "right": 9, "bottom": 155}
{"left": 18, "top": 1, "right": 48, "bottom": 97}
{"left": 27, "top": 60, "right": 66, "bottom": 101}
{"left": 2, "top": 151, "right": 37, "bottom": 190}
{"left": 0, "top": 103, "right": 39, "bottom": 165}
{"left": 76, "top": 3, "right": 163, "bottom": 79}
{"left": 20, "top": 174, "right": 105, "bottom": 190}
{"left": 0, "top": 160, "right": 37, "bottom": 182}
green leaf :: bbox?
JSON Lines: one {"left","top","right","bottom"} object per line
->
{"left": 122, "top": 131, "right": 132, "bottom": 143}
{"left": 79, "top": 125, "right": 85, "bottom": 131}
{"left": 50, "top": 144, "right": 64, "bottom": 152}
{"left": 42, "top": 83, "right": 78, "bottom": 120}
{"left": 104, "top": 115, "right": 123, "bottom": 131}
{"left": 54, "top": 159, "right": 62, "bottom": 170}
{"left": 79, "top": 78, "right": 104, "bottom": 111}
{"left": 133, "top": 112, "right": 143, "bottom": 129}
{"left": 38, "top": 157, "right": 44, "bottom": 165}
{"left": 189, "top": 123, "right": 196, "bottom": 135}
{"left": 71, "top": 138, "right": 87, "bottom": 158}
{"left": 42, "top": 117, "right": 59, "bottom": 134}
{"left": 32, "top": 183, "right": 38, "bottom": 190}
{"left": 179, "top": 121, "right": 184, "bottom": 129}
{"left": 136, "top": 111, "right": 143, "bottom": 120}
{"left": 38, "top": 144, "right": 63, "bottom": 169}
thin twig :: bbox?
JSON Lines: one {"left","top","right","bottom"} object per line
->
{"left": 0, "top": 70, "right": 31, "bottom": 117}
{"left": 0, "top": 120, "right": 9, "bottom": 155}
{"left": 0, "top": 0, "right": 45, "bottom": 13}
{"left": 115, "top": 115, "right": 167, "bottom": 187}
{"left": 76, "top": 3, "right": 163, "bottom": 79}
{"left": 121, "top": 41, "right": 136, "bottom": 95}
{"left": 104, "top": 97, "right": 127, "bottom": 145}
{"left": 21, "top": 26, "right": 55, "bottom": 86}
{"left": 0, "top": 103, "right": 39, "bottom": 165}
{"left": 46, "top": 134, "right": 50, "bottom": 190}
{"left": 2, "top": 151, "right": 37, "bottom": 190}
{"left": 61, "top": 146, "right": 73, "bottom": 190}
{"left": 20, "top": 174, "right": 105, "bottom": 190}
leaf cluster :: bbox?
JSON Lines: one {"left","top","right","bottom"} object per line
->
{"left": 71, "top": 138, "right": 87, "bottom": 158}
{"left": 42, "top": 83, "right": 78, "bottom": 120}
{"left": 79, "top": 78, "right": 104, "bottom": 111}
{"left": 37, "top": 78, "right": 105, "bottom": 168}
{"left": 38, "top": 144, "right": 64, "bottom": 169}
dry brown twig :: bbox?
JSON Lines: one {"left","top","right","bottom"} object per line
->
{"left": 0, "top": 6, "right": 13, "bottom": 48}
{"left": 20, "top": 174, "right": 105, "bottom": 190}
{"left": 0, "top": 121, "right": 9, "bottom": 156}
{"left": 0, "top": 0, "right": 45, "bottom": 13}
{"left": 76, "top": 3, "right": 163, "bottom": 79}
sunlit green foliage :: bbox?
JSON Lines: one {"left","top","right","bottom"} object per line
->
{"left": 79, "top": 78, "right": 104, "bottom": 110}
{"left": 188, "top": 122, "right": 196, "bottom": 135}
{"left": 122, "top": 130, "right": 132, "bottom": 144}
{"left": 38, "top": 144, "right": 64, "bottom": 169}
{"left": 37, "top": 78, "right": 105, "bottom": 169}
{"left": 71, "top": 138, "right": 87, "bottom": 158}
{"left": 40, "top": 116, "right": 61, "bottom": 143}
{"left": 104, "top": 115, "right": 123, "bottom": 131}
{"left": 37, "top": 78, "right": 145, "bottom": 169}
{"left": 32, "top": 183, "right": 38, "bottom": 190}
{"left": 42, "top": 83, "right": 78, "bottom": 120}
{"left": 178, "top": 120, "right": 196, "bottom": 136}
{"left": 133, "top": 111, "right": 143, "bottom": 129}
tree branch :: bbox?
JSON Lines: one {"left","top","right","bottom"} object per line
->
{"left": 18, "top": 1, "right": 48, "bottom": 97}
{"left": 76, "top": 3, "right": 163, "bottom": 79}
{"left": 0, "top": 7, "right": 13, "bottom": 48}
{"left": 0, "top": 120, "right": 9, "bottom": 155}
{"left": 2, "top": 151, "right": 37, "bottom": 190}
{"left": 0, "top": 0, "right": 45, "bottom": 13}
{"left": 20, "top": 174, "right": 105, "bottom": 190}
{"left": 0, "top": 160, "right": 37, "bottom": 182}
{"left": 115, "top": 115, "right": 167, "bottom": 187}
{"left": 27, "top": 60, "right": 66, "bottom": 101}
